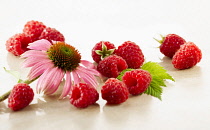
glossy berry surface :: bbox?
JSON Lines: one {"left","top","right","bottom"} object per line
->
{"left": 115, "top": 41, "right": 144, "bottom": 69}
{"left": 97, "top": 55, "right": 128, "bottom": 78}
{"left": 70, "top": 83, "right": 99, "bottom": 108}
{"left": 101, "top": 78, "right": 129, "bottom": 104}
{"left": 6, "top": 33, "right": 32, "bottom": 56}
{"left": 172, "top": 42, "right": 202, "bottom": 69}
{"left": 8, "top": 83, "right": 34, "bottom": 111}
{"left": 159, "top": 34, "right": 186, "bottom": 58}
{"left": 23, "top": 20, "right": 46, "bottom": 41}
{"left": 91, "top": 41, "right": 115, "bottom": 63}
{"left": 39, "top": 27, "right": 65, "bottom": 43}
{"left": 122, "top": 69, "right": 152, "bottom": 95}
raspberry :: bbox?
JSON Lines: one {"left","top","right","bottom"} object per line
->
{"left": 122, "top": 69, "right": 152, "bottom": 95}
{"left": 39, "top": 27, "right": 65, "bottom": 43}
{"left": 23, "top": 20, "right": 46, "bottom": 41}
{"left": 115, "top": 41, "right": 144, "bottom": 69}
{"left": 8, "top": 83, "right": 34, "bottom": 111}
{"left": 70, "top": 83, "right": 99, "bottom": 108}
{"left": 156, "top": 34, "right": 186, "bottom": 58}
{"left": 97, "top": 55, "right": 128, "bottom": 78}
{"left": 101, "top": 78, "right": 129, "bottom": 104}
{"left": 172, "top": 42, "right": 202, "bottom": 69}
{"left": 6, "top": 33, "right": 32, "bottom": 56}
{"left": 91, "top": 41, "right": 115, "bottom": 63}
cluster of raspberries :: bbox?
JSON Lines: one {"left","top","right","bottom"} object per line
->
{"left": 90, "top": 35, "right": 202, "bottom": 105}
{"left": 5, "top": 20, "right": 65, "bottom": 56}
{"left": 91, "top": 41, "right": 151, "bottom": 105}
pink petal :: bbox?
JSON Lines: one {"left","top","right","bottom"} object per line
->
{"left": 72, "top": 71, "right": 80, "bottom": 85}
{"left": 36, "top": 67, "right": 54, "bottom": 93}
{"left": 28, "top": 39, "right": 51, "bottom": 51}
{"left": 76, "top": 69, "right": 98, "bottom": 88}
{"left": 22, "top": 56, "right": 50, "bottom": 68}
{"left": 21, "top": 50, "right": 47, "bottom": 59}
{"left": 28, "top": 60, "right": 54, "bottom": 80}
{"left": 59, "top": 71, "right": 72, "bottom": 99}
{"left": 78, "top": 66, "right": 100, "bottom": 76}
{"left": 80, "top": 60, "right": 96, "bottom": 69}
{"left": 39, "top": 67, "right": 59, "bottom": 93}
{"left": 44, "top": 68, "right": 65, "bottom": 95}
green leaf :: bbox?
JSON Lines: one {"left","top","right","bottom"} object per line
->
{"left": 141, "top": 62, "right": 175, "bottom": 100}
{"left": 144, "top": 84, "right": 162, "bottom": 100}
{"left": 141, "top": 62, "right": 175, "bottom": 82}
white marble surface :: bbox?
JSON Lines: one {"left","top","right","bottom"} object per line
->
{"left": 0, "top": 0, "right": 210, "bottom": 130}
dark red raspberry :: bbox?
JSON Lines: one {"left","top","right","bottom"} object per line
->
{"left": 172, "top": 42, "right": 202, "bottom": 69}
{"left": 39, "top": 27, "right": 65, "bottom": 43}
{"left": 8, "top": 83, "right": 34, "bottom": 111}
{"left": 122, "top": 69, "right": 152, "bottom": 95}
{"left": 156, "top": 34, "right": 186, "bottom": 58}
{"left": 115, "top": 41, "right": 144, "bottom": 69}
{"left": 6, "top": 33, "right": 32, "bottom": 56}
{"left": 91, "top": 41, "right": 116, "bottom": 63}
{"left": 101, "top": 78, "right": 129, "bottom": 104}
{"left": 70, "top": 83, "right": 99, "bottom": 108}
{"left": 97, "top": 55, "right": 128, "bottom": 78}
{"left": 23, "top": 20, "right": 46, "bottom": 41}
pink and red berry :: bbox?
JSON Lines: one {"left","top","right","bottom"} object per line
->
{"left": 92, "top": 41, "right": 116, "bottom": 63}
{"left": 158, "top": 34, "right": 186, "bottom": 58}
{"left": 39, "top": 27, "right": 65, "bottom": 43}
{"left": 97, "top": 55, "right": 128, "bottom": 78}
{"left": 115, "top": 41, "right": 144, "bottom": 69}
{"left": 70, "top": 83, "right": 99, "bottom": 108}
{"left": 172, "top": 41, "right": 202, "bottom": 69}
{"left": 6, "top": 33, "right": 32, "bottom": 56}
{"left": 23, "top": 20, "right": 46, "bottom": 41}
{"left": 101, "top": 78, "right": 129, "bottom": 104}
{"left": 122, "top": 69, "right": 152, "bottom": 95}
{"left": 8, "top": 83, "right": 34, "bottom": 111}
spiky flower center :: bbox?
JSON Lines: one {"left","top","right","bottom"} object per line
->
{"left": 47, "top": 42, "right": 81, "bottom": 71}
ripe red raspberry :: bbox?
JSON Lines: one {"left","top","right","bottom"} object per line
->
{"left": 23, "top": 20, "right": 46, "bottom": 41}
{"left": 122, "top": 69, "right": 152, "bottom": 95}
{"left": 39, "top": 27, "right": 65, "bottom": 43}
{"left": 97, "top": 55, "right": 128, "bottom": 78}
{"left": 8, "top": 83, "right": 34, "bottom": 111}
{"left": 70, "top": 83, "right": 99, "bottom": 108}
{"left": 101, "top": 78, "right": 129, "bottom": 104}
{"left": 115, "top": 41, "right": 144, "bottom": 69}
{"left": 172, "top": 42, "right": 202, "bottom": 69}
{"left": 91, "top": 41, "right": 115, "bottom": 63}
{"left": 156, "top": 34, "right": 186, "bottom": 58}
{"left": 6, "top": 33, "right": 32, "bottom": 56}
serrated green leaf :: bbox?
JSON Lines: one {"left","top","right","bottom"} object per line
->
{"left": 141, "top": 61, "right": 175, "bottom": 100}
{"left": 141, "top": 61, "right": 175, "bottom": 81}
{"left": 144, "top": 85, "right": 162, "bottom": 100}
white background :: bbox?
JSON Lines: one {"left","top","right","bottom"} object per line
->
{"left": 0, "top": 0, "right": 210, "bottom": 130}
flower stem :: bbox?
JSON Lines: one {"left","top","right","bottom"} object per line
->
{"left": 0, "top": 90, "right": 11, "bottom": 102}
{"left": 22, "top": 77, "right": 38, "bottom": 84}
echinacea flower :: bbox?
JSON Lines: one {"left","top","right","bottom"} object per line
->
{"left": 21, "top": 39, "right": 100, "bottom": 99}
